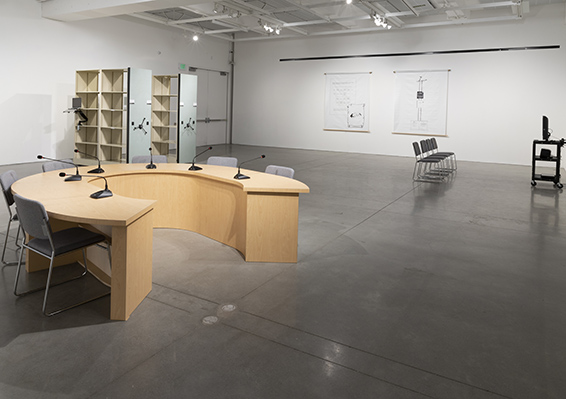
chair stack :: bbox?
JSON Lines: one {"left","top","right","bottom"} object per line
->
{"left": 412, "top": 138, "right": 457, "bottom": 182}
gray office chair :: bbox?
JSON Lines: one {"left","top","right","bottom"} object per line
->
{"left": 13, "top": 194, "right": 111, "bottom": 316}
{"left": 131, "top": 155, "right": 168, "bottom": 164}
{"left": 41, "top": 159, "right": 74, "bottom": 173}
{"left": 207, "top": 156, "right": 238, "bottom": 168}
{"left": 1, "top": 170, "right": 21, "bottom": 265}
{"left": 265, "top": 165, "right": 295, "bottom": 179}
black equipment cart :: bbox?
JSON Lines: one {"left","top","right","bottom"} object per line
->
{"left": 531, "top": 139, "right": 564, "bottom": 189}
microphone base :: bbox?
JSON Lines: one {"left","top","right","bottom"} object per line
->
{"left": 234, "top": 173, "right": 250, "bottom": 180}
{"left": 90, "top": 189, "right": 113, "bottom": 199}
{"left": 188, "top": 164, "right": 202, "bottom": 171}
{"left": 65, "top": 175, "right": 82, "bottom": 182}
{"left": 146, "top": 163, "right": 157, "bottom": 169}
{"left": 88, "top": 167, "right": 105, "bottom": 174}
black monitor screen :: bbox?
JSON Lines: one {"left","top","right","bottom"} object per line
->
{"left": 543, "top": 115, "right": 550, "bottom": 141}
{"left": 72, "top": 97, "right": 82, "bottom": 109}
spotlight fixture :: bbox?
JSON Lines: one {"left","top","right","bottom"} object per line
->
{"left": 193, "top": 34, "right": 199, "bottom": 41}
{"left": 346, "top": 0, "right": 352, "bottom": 4}
{"left": 259, "top": 20, "right": 281, "bottom": 35}
{"left": 372, "top": 13, "right": 392, "bottom": 29}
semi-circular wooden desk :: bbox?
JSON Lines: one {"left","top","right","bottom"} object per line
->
{"left": 12, "top": 164, "right": 309, "bottom": 320}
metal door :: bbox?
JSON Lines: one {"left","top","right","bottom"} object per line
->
{"left": 195, "top": 69, "right": 229, "bottom": 146}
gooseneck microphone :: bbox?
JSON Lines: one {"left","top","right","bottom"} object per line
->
{"left": 74, "top": 149, "right": 104, "bottom": 174}
{"left": 234, "top": 155, "right": 266, "bottom": 180}
{"left": 58, "top": 172, "right": 113, "bottom": 199}
{"left": 146, "top": 147, "right": 156, "bottom": 169}
{"left": 38, "top": 155, "right": 82, "bottom": 182}
{"left": 188, "top": 146, "right": 213, "bottom": 171}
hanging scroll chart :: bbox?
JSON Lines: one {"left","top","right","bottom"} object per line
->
{"left": 324, "top": 72, "right": 371, "bottom": 132}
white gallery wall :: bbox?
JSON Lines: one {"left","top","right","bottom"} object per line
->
{"left": 232, "top": 3, "right": 566, "bottom": 165}
{"left": 0, "top": 2, "right": 231, "bottom": 166}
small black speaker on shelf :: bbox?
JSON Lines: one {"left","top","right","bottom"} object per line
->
{"left": 540, "top": 148, "right": 552, "bottom": 160}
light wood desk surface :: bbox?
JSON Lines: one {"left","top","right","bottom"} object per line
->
{"left": 12, "top": 163, "right": 309, "bottom": 320}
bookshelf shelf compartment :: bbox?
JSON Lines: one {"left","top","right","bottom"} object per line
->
{"left": 74, "top": 69, "right": 128, "bottom": 164}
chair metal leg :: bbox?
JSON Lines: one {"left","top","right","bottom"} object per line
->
{"left": 13, "top": 237, "right": 26, "bottom": 296}
{"left": 15, "top": 245, "right": 90, "bottom": 298}
{"left": 42, "top": 248, "right": 110, "bottom": 317}
{"left": 2, "top": 217, "right": 17, "bottom": 265}
{"left": 41, "top": 255, "right": 56, "bottom": 315}
{"left": 2, "top": 218, "right": 10, "bottom": 262}
{"left": 106, "top": 243, "right": 112, "bottom": 270}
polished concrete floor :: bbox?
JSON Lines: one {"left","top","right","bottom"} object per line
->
{"left": 1, "top": 145, "right": 565, "bottom": 399}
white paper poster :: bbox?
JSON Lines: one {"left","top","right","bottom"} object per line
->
{"left": 324, "top": 73, "right": 370, "bottom": 132}
{"left": 393, "top": 70, "right": 449, "bottom": 136}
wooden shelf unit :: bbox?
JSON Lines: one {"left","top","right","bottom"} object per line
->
{"left": 75, "top": 69, "right": 128, "bottom": 164}
{"left": 152, "top": 75, "right": 179, "bottom": 163}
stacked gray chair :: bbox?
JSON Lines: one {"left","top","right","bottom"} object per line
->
{"left": 265, "top": 165, "right": 295, "bottom": 179}
{"left": 419, "top": 139, "right": 451, "bottom": 176}
{"left": 207, "top": 156, "right": 238, "bottom": 167}
{"left": 429, "top": 138, "right": 457, "bottom": 170}
{"left": 412, "top": 142, "right": 445, "bottom": 182}
{"left": 131, "top": 155, "right": 168, "bottom": 164}
{"left": 13, "top": 194, "right": 111, "bottom": 316}
{"left": 0, "top": 170, "right": 21, "bottom": 265}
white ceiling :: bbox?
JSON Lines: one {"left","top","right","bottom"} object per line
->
{"left": 40, "top": 0, "right": 566, "bottom": 41}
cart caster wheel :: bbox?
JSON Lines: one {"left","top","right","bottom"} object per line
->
{"left": 556, "top": 183, "right": 563, "bottom": 189}
{"left": 531, "top": 181, "right": 537, "bottom": 186}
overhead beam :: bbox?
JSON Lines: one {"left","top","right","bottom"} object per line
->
{"left": 41, "top": 0, "right": 201, "bottom": 21}
{"left": 168, "top": 14, "right": 233, "bottom": 25}
{"left": 130, "top": 12, "right": 235, "bottom": 41}
{"left": 235, "top": 14, "right": 523, "bottom": 41}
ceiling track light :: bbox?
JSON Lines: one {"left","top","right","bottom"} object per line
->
{"left": 259, "top": 20, "right": 281, "bottom": 35}
{"left": 372, "top": 13, "right": 392, "bottom": 29}
{"left": 213, "top": 3, "right": 239, "bottom": 18}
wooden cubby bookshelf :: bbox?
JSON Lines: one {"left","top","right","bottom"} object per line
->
{"left": 74, "top": 69, "right": 128, "bottom": 164}
{"left": 152, "top": 75, "right": 179, "bottom": 163}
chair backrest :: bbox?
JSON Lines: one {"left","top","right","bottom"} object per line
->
{"left": 131, "top": 155, "right": 168, "bottom": 164}
{"left": 425, "top": 138, "right": 436, "bottom": 153}
{"left": 420, "top": 140, "right": 430, "bottom": 154}
{"left": 207, "top": 156, "right": 238, "bottom": 167}
{"left": 430, "top": 137, "right": 439, "bottom": 151}
{"left": 0, "top": 170, "right": 18, "bottom": 207}
{"left": 265, "top": 165, "right": 295, "bottom": 179}
{"left": 412, "top": 142, "right": 422, "bottom": 157}
{"left": 13, "top": 194, "right": 51, "bottom": 240}
{"left": 42, "top": 160, "right": 73, "bottom": 173}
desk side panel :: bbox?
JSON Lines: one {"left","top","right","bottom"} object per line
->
{"left": 245, "top": 193, "right": 299, "bottom": 263}
{"left": 111, "top": 210, "right": 154, "bottom": 321}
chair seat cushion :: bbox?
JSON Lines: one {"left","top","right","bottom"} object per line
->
{"left": 27, "top": 227, "right": 106, "bottom": 257}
